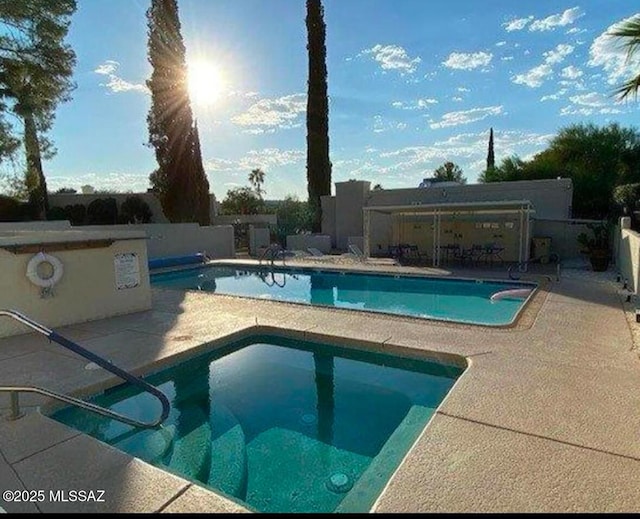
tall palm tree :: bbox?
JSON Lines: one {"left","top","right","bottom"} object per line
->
{"left": 248, "top": 167, "right": 265, "bottom": 199}
{"left": 611, "top": 15, "right": 640, "bottom": 100}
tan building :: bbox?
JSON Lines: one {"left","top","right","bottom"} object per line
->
{"left": 321, "top": 178, "right": 577, "bottom": 264}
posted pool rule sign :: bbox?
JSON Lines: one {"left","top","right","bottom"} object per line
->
{"left": 114, "top": 253, "right": 140, "bottom": 290}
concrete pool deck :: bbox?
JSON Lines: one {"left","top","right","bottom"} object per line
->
{"left": 0, "top": 261, "right": 638, "bottom": 512}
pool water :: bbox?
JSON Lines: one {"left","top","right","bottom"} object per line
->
{"left": 52, "top": 335, "right": 464, "bottom": 513}
{"left": 152, "top": 265, "right": 535, "bottom": 326}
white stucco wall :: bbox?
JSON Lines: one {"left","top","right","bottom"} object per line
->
{"left": 617, "top": 220, "right": 640, "bottom": 294}
{"left": 0, "top": 231, "right": 152, "bottom": 338}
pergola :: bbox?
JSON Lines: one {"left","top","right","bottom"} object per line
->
{"left": 363, "top": 200, "right": 534, "bottom": 268}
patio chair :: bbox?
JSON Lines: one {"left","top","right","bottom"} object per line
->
{"left": 307, "top": 247, "right": 325, "bottom": 257}
{"left": 348, "top": 244, "right": 366, "bottom": 262}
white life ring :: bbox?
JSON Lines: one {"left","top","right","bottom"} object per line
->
{"left": 26, "top": 252, "right": 64, "bottom": 288}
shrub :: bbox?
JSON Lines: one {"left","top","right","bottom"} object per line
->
{"left": 0, "top": 195, "right": 29, "bottom": 222}
{"left": 87, "top": 197, "right": 118, "bottom": 225}
{"left": 271, "top": 196, "right": 313, "bottom": 246}
{"left": 46, "top": 206, "right": 67, "bottom": 221}
{"left": 119, "top": 195, "right": 152, "bottom": 224}
{"left": 64, "top": 204, "right": 86, "bottom": 226}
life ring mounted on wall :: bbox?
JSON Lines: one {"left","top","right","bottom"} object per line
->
{"left": 26, "top": 252, "right": 64, "bottom": 289}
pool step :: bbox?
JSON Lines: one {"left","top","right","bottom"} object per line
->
{"left": 113, "top": 424, "right": 177, "bottom": 465}
{"left": 165, "top": 402, "right": 212, "bottom": 482}
{"left": 335, "top": 404, "right": 435, "bottom": 513}
{"left": 244, "top": 427, "right": 370, "bottom": 513}
{"left": 208, "top": 403, "right": 248, "bottom": 499}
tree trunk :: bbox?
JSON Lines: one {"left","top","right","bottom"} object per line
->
{"left": 23, "top": 112, "right": 48, "bottom": 220}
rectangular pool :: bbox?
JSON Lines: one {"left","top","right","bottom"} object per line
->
{"left": 151, "top": 265, "right": 535, "bottom": 326}
{"left": 52, "top": 335, "right": 465, "bottom": 513}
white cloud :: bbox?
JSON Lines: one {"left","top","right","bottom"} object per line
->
{"left": 496, "top": 41, "right": 507, "bottom": 47}
{"left": 361, "top": 44, "right": 421, "bottom": 74}
{"left": 205, "top": 148, "right": 305, "bottom": 173}
{"left": 418, "top": 98, "right": 438, "bottom": 107}
{"left": 501, "top": 56, "right": 514, "bottom": 61}
{"left": 512, "top": 64, "right": 553, "bottom": 88}
{"left": 231, "top": 93, "right": 306, "bottom": 130}
{"left": 94, "top": 60, "right": 148, "bottom": 94}
{"left": 503, "top": 16, "right": 533, "bottom": 32}
{"left": 392, "top": 98, "right": 438, "bottom": 110}
{"left": 559, "top": 91, "right": 624, "bottom": 116}
{"left": 541, "top": 89, "right": 567, "bottom": 101}
{"left": 452, "top": 96, "right": 463, "bottom": 102}
{"left": 47, "top": 172, "right": 150, "bottom": 193}
{"left": 457, "top": 87, "right": 471, "bottom": 92}
{"left": 94, "top": 61, "right": 118, "bottom": 75}
{"left": 589, "top": 15, "right": 640, "bottom": 85}
{"left": 443, "top": 51, "right": 493, "bottom": 70}
{"left": 544, "top": 44, "right": 575, "bottom": 64}
{"left": 373, "top": 115, "right": 408, "bottom": 133}
{"left": 560, "top": 65, "right": 583, "bottom": 80}
{"left": 512, "top": 44, "right": 574, "bottom": 88}
{"left": 529, "top": 7, "right": 584, "bottom": 32}
{"left": 429, "top": 105, "right": 504, "bottom": 129}
{"left": 376, "top": 130, "right": 553, "bottom": 178}
{"left": 566, "top": 27, "right": 587, "bottom": 35}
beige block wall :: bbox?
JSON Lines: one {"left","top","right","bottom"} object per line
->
{"left": 367, "top": 179, "right": 573, "bottom": 220}
{"left": 0, "top": 238, "right": 151, "bottom": 338}
{"left": 0, "top": 221, "right": 72, "bottom": 233}
{"left": 321, "top": 196, "right": 336, "bottom": 248}
{"left": 287, "top": 234, "right": 332, "bottom": 253}
{"left": 617, "top": 226, "right": 640, "bottom": 293}
{"left": 532, "top": 219, "right": 605, "bottom": 261}
{"left": 335, "top": 181, "right": 371, "bottom": 250}
{"left": 79, "top": 224, "right": 235, "bottom": 259}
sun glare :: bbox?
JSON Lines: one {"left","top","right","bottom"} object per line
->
{"left": 187, "top": 59, "right": 224, "bottom": 107}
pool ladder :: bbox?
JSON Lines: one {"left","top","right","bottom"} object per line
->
{"left": 0, "top": 309, "right": 171, "bottom": 429}
{"left": 258, "top": 243, "right": 287, "bottom": 268}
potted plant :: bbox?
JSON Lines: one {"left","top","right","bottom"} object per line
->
{"left": 577, "top": 223, "right": 611, "bottom": 272}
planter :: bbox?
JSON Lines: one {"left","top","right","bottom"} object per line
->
{"left": 589, "top": 249, "right": 610, "bottom": 272}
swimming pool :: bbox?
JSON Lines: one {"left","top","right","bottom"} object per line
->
{"left": 151, "top": 265, "right": 535, "bottom": 326}
{"left": 52, "top": 334, "right": 464, "bottom": 513}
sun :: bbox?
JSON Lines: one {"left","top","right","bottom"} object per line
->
{"left": 187, "top": 59, "right": 224, "bottom": 107}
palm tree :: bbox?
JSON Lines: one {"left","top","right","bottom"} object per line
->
{"left": 611, "top": 15, "right": 640, "bottom": 100}
{"left": 248, "top": 168, "right": 265, "bottom": 199}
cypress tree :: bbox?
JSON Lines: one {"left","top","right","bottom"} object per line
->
{"left": 487, "top": 127, "right": 495, "bottom": 171}
{"left": 146, "top": 0, "right": 210, "bottom": 224}
{"left": 306, "top": 0, "right": 331, "bottom": 232}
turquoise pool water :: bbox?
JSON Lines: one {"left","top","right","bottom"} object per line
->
{"left": 151, "top": 265, "right": 535, "bottom": 326}
{"left": 52, "top": 335, "right": 464, "bottom": 513}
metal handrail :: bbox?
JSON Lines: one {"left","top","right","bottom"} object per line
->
{"left": 258, "top": 243, "right": 287, "bottom": 267}
{"left": 0, "top": 309, "right": 171, "bottom": 429}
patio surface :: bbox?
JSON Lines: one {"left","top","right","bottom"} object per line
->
{"left": 0, "top": 260, "right": 638, "bottom": 513}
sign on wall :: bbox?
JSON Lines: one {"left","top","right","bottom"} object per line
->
{"left": 114, "top": 253, "right": 140, "bottom": 290}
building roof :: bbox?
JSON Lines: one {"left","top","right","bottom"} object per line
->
{"left": 364, "top": 200, "right": 535, "bottom": 215}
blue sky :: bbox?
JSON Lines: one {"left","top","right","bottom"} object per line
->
{"left": 15, "top": 0, "right": 640, "bottom": 199}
